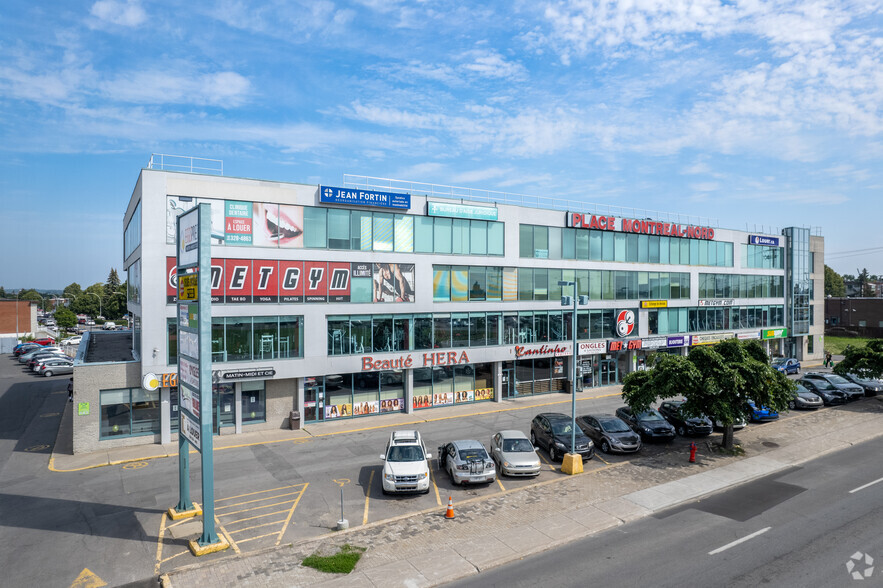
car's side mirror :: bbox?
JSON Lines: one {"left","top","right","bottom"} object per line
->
{"left": 379, "top": 455, "right": 385, "bottom": 460}
{"left": 425, "top": 453, "right": 432, "bottom": 460}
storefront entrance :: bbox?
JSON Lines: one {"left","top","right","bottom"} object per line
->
{"left": 502, "top": 366, "right": 515, "bottom": 399}
{"left": 304, "top": 378, "right": 324, "bottom": 422}
{"left": 214, "top": 384, "right": 236, "bottom": 433}
{"left": 597, "top": 359, "right": 618, "bottom": 386}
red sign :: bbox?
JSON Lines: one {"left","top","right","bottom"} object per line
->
{"left": 279, "top": 260, "right": 304, "bottom": 303}
{"left": 224, "top": 259, "right": 252, "bottom": 303}
{"left": 608, "top": 339, "right": 642, "bottom": 352}
{"left": 514, "top": 344, "right": 569, "bottom": 359}
{"left": 167, "top": 257, "right": 178, "bottom": 303}
{"left": 568, "top": 213, "right": 715, "bottom": 240}
{"left": 327, "top": 262, "right": 351, "bottom": 303}
{"left": 253, "top": 260, "right": 279, "bottom": 303}
{"left": 361, "top": 351, "right": 470, "bottom": 371}
{"left": 210, "top": 261, "right": 224, "bottom": 303}
{"left": 304, "top": 261, "right": 328, "bottom": 303}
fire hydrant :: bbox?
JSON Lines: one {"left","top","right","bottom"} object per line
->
{"left": 689, "top": 442, "right": 697, "bottom": 463}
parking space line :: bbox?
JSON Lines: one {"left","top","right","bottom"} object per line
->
{"left": 708, "top": 527, "right": 771, "bottom": 555}
{"left": 223, "top": 509, "right": 290, "bottom": 526}
{"left": 537, "top": 452, "right": 557, "bottom": 471}
{"left": 217, "top": 483, "right": 306, "bottom": 502}
{"left": 227, "top": 519, "right": 287, "bottom": 535}
{"left": 237, "top": 531, "right": 281, "bottom": 545}
{"left": 594, "top": 454, "right": 610, "bottom": 465}
{"left": 496, "top": 477, "right": 506, "bottom": 492}
{"left": 154, "top": 512, "right": 167, "bottom": 575}
{"left": 274, "top": 482, "right": 308, "bottom": 546}
{"left": 430, "top": 461, "right": 442, "bottom": 506}
{"left": 215, "top": 519, "right": 240, "bottom": 554}
{"left": 849, "top": 476, "right": 883, "bottom": 494}
{"left": 216, "top": 490, "right": 306, "bottom": 512}
{"left": 363, "top": 470, "right": 374, "bottom": 526}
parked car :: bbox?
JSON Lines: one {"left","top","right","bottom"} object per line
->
{"left": 788, "top": 384, "right": 823, "bottom": 410}
{"left": 801, "top": 373, "right": 864, "bottom": 401}
{"left": 841, "top": 373, "right": 883, "bottom": 397}
{"left": 614, "top": 406, "right": 676, "bottom": 441}
{"left": 379, "top": 430, "right": 432, "bottom": 495}
{"left": 489, "top": 430, "right": 541, "bottom": 477}
{"left": 772, "top": 357, "right": 800, "bottom": 375}
{"left": 576, "top": 414, "right": 642, "bottom": 454}
{"left": 713, "top": 417, "right": 747, "bottom": 430}
{"left": 798, "top": 378, "right": 848, "bottom": 406}
{"left": 28, "top": 352, "right": 68, "bottom": 369}
{"left": 658, "top": 400, "right": 713, "bottom": 437}
{"left": 19, "top": 347, "right": 62, "bottom": 363}
{"left": 61, "top": 336, "right": 82, "bottom": 346}
{"left": 529, "top": 413, "right": 594, "bottom": 462}
{"left": 13, "top": 343, "right": 42, "bottom": 356}
{"left": 31, "top": 337, "right": 56, "bottom": 346}
{"left": 745, "top": 400, "right": 779, "bottom": 422}
{"left": 37, "top": 358, "right": 73, "bottom": 377}
{"left": 438, "top": 440, "right": 496, "bottom": 486}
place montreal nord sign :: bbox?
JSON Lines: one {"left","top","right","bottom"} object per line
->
{"left": 568, "top": 213, "right": 715, "bottom": 240}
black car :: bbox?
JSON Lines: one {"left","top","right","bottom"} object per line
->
{"left": 801, "top": 373, "right": 864, "bottom": 401}
{"left": 576, "top": 414, "right": 642, "bottom": 454}
{"left": 529, "top": 413, "right": 594, "bottom": 462}
{"left": 614, "top": 407, "right": 676, "bottom": 441}
{"left": 798, "top": 378, "right": 848, "bottom": 406}
{"left": 657, "top": 400, "right": 713, "bottom": 437}
{"left": 787, "top": 384, "right": 823, "bottom": 410}
{"left": 842, "top": 373, "right": 883, "bottom": 397}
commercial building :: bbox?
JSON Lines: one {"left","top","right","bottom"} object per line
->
{"left": 825, "top": 297, "right": 883, "bottom": 339}
{"left": 68, "top": 164, "right": 826, "bottom": 453}
{"left": 0, "top": 300, "right": 38, "bottom": 353}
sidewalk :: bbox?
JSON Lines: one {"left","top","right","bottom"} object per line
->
{"left": 49, "top": 385, "right": 622, "bottom": 471}
{"left": 162, "top": 395, "right": 883, "bottom": 588}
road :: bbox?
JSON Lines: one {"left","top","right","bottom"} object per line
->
{"left": 445, "top": 436, "right": 883, "bottom": 588}
{"left": 0, "top": 352, "right": 852, "bottom": 587}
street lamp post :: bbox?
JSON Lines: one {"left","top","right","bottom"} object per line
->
{"left": 559, "top": 280, "right": 588, "bottom": 475}
{"left": 86, "top": 292, "right": 102, "bottom": 323}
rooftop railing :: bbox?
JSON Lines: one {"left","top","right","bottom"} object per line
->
{"left": 148, "top": 154, "right": 224, "bottom": 175}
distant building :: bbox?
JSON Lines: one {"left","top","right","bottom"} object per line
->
{"left": 0, "top": 300, "right": 38, "bottom": 352}
{"left": 825, "top": 297, "right": 883, "bottom": 339}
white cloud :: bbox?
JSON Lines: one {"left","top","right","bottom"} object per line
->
{"left": 689, "top": 181, "right": 720, "bottom": 192}
{"left": 101, "top": 70, "right": 251, "bottom": 108}
{"left": 459, "top": 49, "right": 528, "bottom": 81}
{"left": 451, "top": 167, "right": 510, "bottom": 184}
{"left": 90, "top": 0, "right": 146, "bottom": 28}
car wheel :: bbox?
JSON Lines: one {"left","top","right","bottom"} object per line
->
{"left": 677, "top": 425, "right": 686, "bottom": 436}
{"left": 548, "top": 446, "right": 557, "bottom": 462}
{"left": 44, "top": 371, "right": 52, "bottom": 377}
{"left": 787, "top": 399, "right": 796, "bottom": 410}
{"left": 422, "top": 487, "right": 430, "bottom": 494}
{"left": 601, "top": 440, "right": 611, "bottom": 454}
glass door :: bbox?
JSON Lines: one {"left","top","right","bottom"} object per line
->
{"left": 598, "top": 359, "right": 618, "bottom": 386}
{"left": 501, "top": 364, "right": 515, "bottom": 399}
{"left": 213, "top": 383, "right": 236, "bottom": 434}
{"left": 304, "top": 377, "right": 323, "bottom": 422}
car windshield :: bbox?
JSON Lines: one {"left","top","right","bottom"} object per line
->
{"left": 387, "top": 445, "right": 424, "bottom": 462}
{"left": 826, "top": 375, "right": 849, "bottom": 385}
{"left": 811, "top": 380, "right": 836, "bottom": 390}
{"left": 636, "top": 410, "right": 664, "bottom": 422}
{"left": 502, "top": 438, "right": 534, "bottom": 452}
{"left": 458, "top": 448, "right": 489, "bottom": 461}
{"left": 551, "top": 422, "right": 574, "bottom": 435}
{"left": 772, "top": 359, "right": 786, "bottom": 366}
{"left": 795, "top": 384, "right": 809, "bottom": 394}
{"left": 599, "top": 419, "right": 630, "bottom": 433}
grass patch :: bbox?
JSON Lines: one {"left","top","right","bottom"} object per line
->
{"left": 824, "top": 336, "right": 871, "bottom": 356}
{"left": 302, "top": 544, "right": 366, "bottom": 574}
{"left": 710, "top": 443, "right": 745, "bottom": 456}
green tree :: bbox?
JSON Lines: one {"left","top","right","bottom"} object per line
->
{"left": 622, "top": 339, "right": 795, "bottom": 450}
{"left": 0, "top": 286, "right": 6, "bottom": 298}
{"left": 105, "top": 269, "right": 121, "bottom": 296}
{"left": 824, "top": 265, "right": 846, "bottom": 297}
{"left": 18, "top": 289, "right": 43, "bottom": 309}
{"left": 833, "top": 339, "right": 883, "bottom": 380}
{"left": 54, "top": 307, "right": 77, "bottom": 330}
{"left": 63, "top": 282, "right": 83, "bottom": 301}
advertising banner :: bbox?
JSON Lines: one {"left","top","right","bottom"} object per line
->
{"left": 379, "top": 398, "right": 404, "bottom": 412}
{"left": 324, "top": 403, "right": 352, "bottom": 419}
{"left": 641, "top": 300, "right": 668, "bottom": 308}
{"left": 473, "top": 388, "right": 494, "bottom": 401}
{"left": 642, "top": 337, "right": 669, "bottom": 350}
{"left": 427, "top": 201, "right": 498, "bottom": 220}
{"left": 373, "top": 263, "right": 415, "bottom": 302}
{"left": 353, "top": 400, "right": 379, "bottom": 416}
{"left": 279, "top": 260, "right": 304, "bottom": 303}
{"left": 432, "top": 391, "right": 454, "bottom": 406}
{"left": 762, "top": 328, "right": 789, "bottom": 339}
{"left": 454, "top": 390, "right": 474, "bottom": 403}
{"left": 578, "top": 340, "right": 607, "bottom": 355}
{"left": 667, "top": 336, "right": 690, "bottom": 347}
{"left": 210, "top": 263, "right": 224, "bottom": 303}
{"left": 691, "top": 333, "right": 734, "bottom": 346}
{"left": 737, "top": 331, "right": 762, "bottom": 340}
{"left": 749, "top": 235, "right": 780, "bottom": 247}
{"left": 304, "top": 261, "right": 329, "bottom": 302}
{"left": 224, "top": 201, "right": 253, "bottom": 246}
{"left": 253, "top": 260, "right": 279, "bottom": 303}
{"left": 224, "top": 259, "right": 252, "bottom": 303}
{"left": 699, "top": 299, "right": 735, "bottom": 306}
{"left": 179, "top": 357, "right": 200, "bottom": 389}
{"left": 180, "top": 412, "right": 201, "bottom": 451}
{"left": 328, "top": 262, "right": 351, "bottom": 303}
{"left": 167, "top": 257, "right": 178, "bottom": 304}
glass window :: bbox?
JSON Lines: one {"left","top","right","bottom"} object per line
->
{"left": 327, "top": 209, "right": 351, "bottom": 249}
{"left": 534, "top": 226, "right": 549, "bottom": 258}
{"left": 470, "top": 313, "right": 487, "bottom": 346}
{"left": 413, "top": 368, "right": 433, "bottom": 409}
{"left": 669, "top": 238, "right": 680, "bottom": 264}
{"left": 303, "top": 207, "right": 327, "bottom": 248}
{"left": 167, "top": 319, "right": 177, "bottom": 365}
{"left": 373, "top": 214, "right": 394, "bottom": 252}
{"left": 451, "top": 313, "right": 470, "bottom": 347}
{"left": 602, "top": 232, "right": 615, "bottom": 261}
{"left": 100, "top": 389, "right": 131, "bottom": 438}
{"left": 614, "top": 233, "right": 626, "bottom": 261}
{"left": 351, "top": 210, "right": 371, "bottom": 251}
{"left": 589, "top": 270, "right": 602, "bottom": 300}
{"left": 637, "top": 234, "right": 649, "bottom": 263}
{"left": 253, "top": 316, "right": 278, "bottom": 360}
{"left": 576, "top": 231, "right": 589, "bottom": 259}
{"left": 414, "top": 315, "right": 433, "bottom": 350}
{"left": 393, "top": 316, "right": 411, "bottom": 352}
{"left": 328, "top": 317, "right": 350, "bottom": 355}
{"left": 350, "top": 316, "right": 371, "bottom": 354}
{"left": 434, "top": 218, "right": 452, "bottom": 254}
{"left": 535, "top": 312, "right": 549, "bottom": 342}
{"left": 589, "top": 231, "right": 602, "bottom": 260}
{"left": 659, "top": 237, "right": 669, "bottom": 264}
{"left": 434, "top": 314, "right": 451, "bottom": 348}
{"left": 226, "top": 317, "right": 253, "bottom": 361}
{"left": 602, "top": 271, "right": 615, "bottom": 300}
{"left": 562, "top": 228, "right": 576, "bottom": 259}
{"left": 503, "top": 312, "right": 518, "bottom": 345}
{"left": 488, "top": 222, "right": 504, "bottom": 256}
{"left": 638, "top": 272, "right": 649, "bottom": 299}
{"left": 452, "top": 219, "right": 470, "bottom": 255}
{"left": 626, "top": 234, "right": 638, "bottom": 262}
{"left": 549, "top": 227, "right": 562, "bottom": 260}
{"left": 380, "top": 370, "right": 405, "bottom": 413}
{"left": 414, "top": 216, "right": 434, "bottom": 252}
{"left": 549, "top": 269, "right": 562, "bottom": 301}
{"left": 486, "top": 267, "right": 502, "bottom": 300}
{"left": 519, "top": 312, "right": 535, "bottom": 343}
{"left": 486, "top": 313, "right": 500, "bottom": 345}
{"left": 649, "top": 236, "right": 660, "bottom": 263}
{"left": 534, "top": 269, "right": 548, "bottom": 300}
{"left": 518, "top": 268, "right": 534, "bottom": 300}
{"left": 519, "top": 225, "right": 534, "bottom": 258}
{"left": 433, "top": 267, "right": 451, "bottom": 302}
{"left": 372, "top": 315, "right": 393, "bottom": 352}
{"left": 394, "top": 214, "right": 414, "bottom": 252}
{"left": 470, "top": 221, "right": 487, "bottom": 255}
{"left": 451, "top": 267, "right": 468, "bottom": 302}
{"left": 469, "top": 267, "right": 486, "bottom": 300}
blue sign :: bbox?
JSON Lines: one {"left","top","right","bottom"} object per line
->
{"left": 666, "top": 336, "right": 689, "bottom": 347}
{"left": 319, "top": 185, "right": 410, "bottom": 210}
{"left": 427, "top": 201, "right": 498, "bottom": 221}
{"left": 749, "top": 235, "right": 780, "bottom": 247}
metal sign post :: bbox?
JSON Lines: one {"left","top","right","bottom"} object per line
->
{"left": 171, "top": 203, "right": 227, "bottom": 555}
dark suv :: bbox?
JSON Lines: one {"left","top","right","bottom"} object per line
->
{"left": 658, "top": 400, "right": 713, "bottom": 437}
{"left": 842, "top": 373, "right": 883, "bottom": 397}
{"left": 615, "top": 406, "right": 676, "bottom": 441}
{"left": 798, "top": 378, "right": 848, "bottom": 405}
{"left": 530, "top": 413, "right": 594, "bottom": 462}
{"left": 801, "top": 373, "right": 864, "bottom": 401}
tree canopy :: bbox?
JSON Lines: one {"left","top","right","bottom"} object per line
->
{"left": 622, "top": 339, "right": 795, "bottom": 449}
{"left": 54, "top": 306, "right": 77, "bottom": 330}
{"left": 833, "top": 339, "right": 883, "bottom": 380}
{"left": 824, "top": 265, "right": 846, "bottom": 297}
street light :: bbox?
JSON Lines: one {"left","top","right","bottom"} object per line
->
{"left": 85, "top": 292, "right": 102, "bottom": 323}
{"left": 559, "top": 280, "right": 589, "bottom": 475}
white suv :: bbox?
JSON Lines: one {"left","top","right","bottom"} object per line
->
{"left": 380, "top": 430, "right": 432, "bottom": 495}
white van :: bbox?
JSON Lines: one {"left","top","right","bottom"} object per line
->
{"left": 102, "top": 322, "right": 116, "bottom": 330}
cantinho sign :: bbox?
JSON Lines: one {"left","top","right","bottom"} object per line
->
{"left": 568, "top": 213, "right": 715, "bottom": 240}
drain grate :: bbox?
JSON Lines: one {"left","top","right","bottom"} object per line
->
{"left": 762, "top": 441, "right": 780, "bottom": 448}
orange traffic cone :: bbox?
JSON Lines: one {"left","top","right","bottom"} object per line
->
{"left": 445, "top": 496, "right": 455, "bottom": 519}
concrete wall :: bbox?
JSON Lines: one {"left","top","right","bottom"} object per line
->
{"left": 71, "top": 361, "right": 144, "bottom": 454}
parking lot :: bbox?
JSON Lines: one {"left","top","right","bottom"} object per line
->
{"left": 0, "top": 352, "right": 841, "bottom": 586}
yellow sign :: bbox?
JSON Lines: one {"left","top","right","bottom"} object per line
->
{"left": 178, "top": 274, "right": 198, "bottom": 301}
{"left": 641, "top": 300, "right": 668, "bottom": 308}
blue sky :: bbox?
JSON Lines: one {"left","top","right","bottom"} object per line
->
{"left": 2, "top": 0, "right": 882, "bottom": 290}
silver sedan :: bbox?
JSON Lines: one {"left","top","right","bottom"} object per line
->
{"left": 490, "top": 430, "right": 541, "bottom": 477}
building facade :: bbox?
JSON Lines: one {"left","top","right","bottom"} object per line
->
{"left": 68, "top": 167, "right": 826, "bottom": 453}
